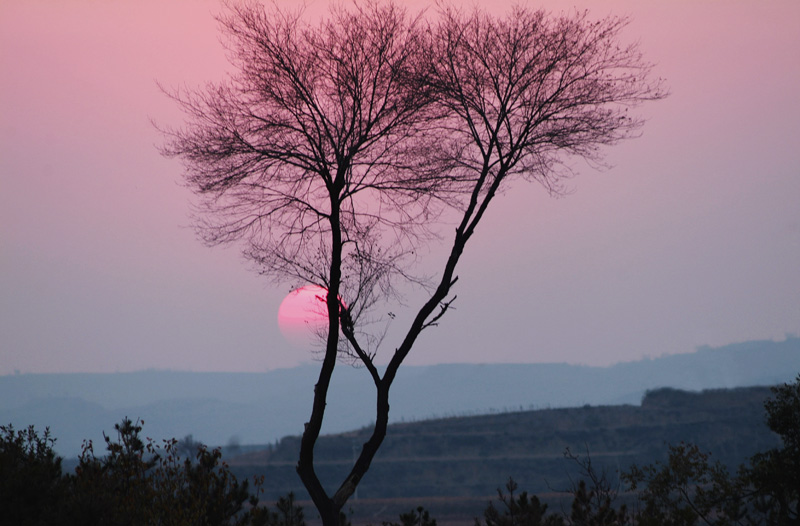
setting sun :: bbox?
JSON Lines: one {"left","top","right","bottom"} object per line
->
{"left": 277, "top": 285, "right": 330, "bottom": 348}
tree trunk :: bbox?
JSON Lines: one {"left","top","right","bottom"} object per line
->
{"left": 297, "top": 194, "right": 345, "bottom": 526}
{"left": 332, "top": 381, "right": 391, "bottom": 508}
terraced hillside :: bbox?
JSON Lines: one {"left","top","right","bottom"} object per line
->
{"left": 229, "top": 385, "right": 780, "bottom": 510}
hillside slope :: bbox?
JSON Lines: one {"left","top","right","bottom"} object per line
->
{"left": 229, "top": 386, "right": 781, "bottom": 502}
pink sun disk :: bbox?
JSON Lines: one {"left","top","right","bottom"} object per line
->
{"left": 277, "top": 285, "right": 337, "bottom": 349}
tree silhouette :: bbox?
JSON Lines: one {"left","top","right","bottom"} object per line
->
{"left": 623, "top": 376, "right": 800, "bottom": 525}
{"left": 477, "top": 478, "right": 564, "bottom": 526}
{"left": 161, "top": 2, "right": 666, "bottom": 524}
{"left": 747, "top": 375, "right": 800, "bottom": 525}
{"left": 0, "top": 424, "right": 66, "bottom": 526}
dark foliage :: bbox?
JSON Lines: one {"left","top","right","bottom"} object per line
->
{"left": 477, "top": 479, "right": 564, "bottom": 526}
{"left": 0, "top": 418, "right": 302, "bottom": 526}
{"left": 623, "top": 442, "right": 747, "bottom": 526}
{"left": 624, "top": 374, "right": 800, "bottom": 526}
{"left": 63, "top": 418, "right": 258, "bottom": 525}
{"left": 745, "top": 375, "right": 800, "bottom": 525}
{"left": 383, "top": 506, "right": 438, "bottom": 526}
{"left": 248, "top": 492, "right": 308, "bottom": 526}
{"left": 0, "top": 425, "right": 66, "bottom": 526}
{"left": 562, "top": 448, "right": 631, "bottom": 526}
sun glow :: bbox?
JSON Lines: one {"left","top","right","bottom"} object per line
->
{"left": 277, "top": 285, "right": 331, "bottom": 348}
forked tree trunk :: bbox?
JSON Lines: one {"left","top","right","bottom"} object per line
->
{"left": 297, "top": 371, "right": 393, "bottom": 526}
{"left": 296, "top": 229, "right": 471, "bottom": 526}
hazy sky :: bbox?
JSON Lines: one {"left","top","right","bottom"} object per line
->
{"left": 1, "top": 0, "right": 798, "bottom": 375}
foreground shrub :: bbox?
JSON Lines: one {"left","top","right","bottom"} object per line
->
{"left": 1, "top": 418, "right": 270, "bottom": 526}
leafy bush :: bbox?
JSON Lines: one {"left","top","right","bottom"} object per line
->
{"left": 0, "top": 424, "right": 66, "bottom": 526}
{"left": 1, "top": 418, "right": 277, "bottom": 526}
{"left": 476, "top": 478, "right": 564, "bottom": 526}
{"left": 383, "top": 506, "right": 437, "bottom": 526}
{"left": 624, "top": 374, "right": 800, "bottom": 526}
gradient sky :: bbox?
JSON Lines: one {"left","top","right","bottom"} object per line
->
{"left": 1, "top": 0, "right": 799, "bottom": 375}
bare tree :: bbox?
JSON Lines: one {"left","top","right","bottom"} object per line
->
{"left": 161, "top": 2, "right": 665, "bottom": 525}
{"left": 162, "top": 0, "right": 450, "bottom": 326}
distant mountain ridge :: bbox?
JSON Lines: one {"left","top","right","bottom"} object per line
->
{"left": 1, "top": 337, "right": 798, "bottom": 457}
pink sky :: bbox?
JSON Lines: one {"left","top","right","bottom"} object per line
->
{"left": 1, "top": 0, "right": 799, "bottom": 374}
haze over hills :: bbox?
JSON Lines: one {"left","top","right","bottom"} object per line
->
{"left": 1, "top": 337, "right": 798, "bottom": 458}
